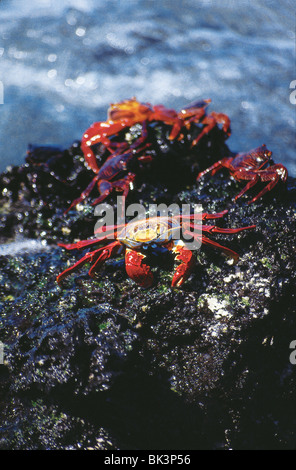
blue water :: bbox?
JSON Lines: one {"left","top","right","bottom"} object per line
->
{"left": 0, "top": 0, "right": 295, "bottom": 176}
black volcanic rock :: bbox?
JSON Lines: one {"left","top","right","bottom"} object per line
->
{"left": 0, "top": 135, "right": 295, "bottom": 450}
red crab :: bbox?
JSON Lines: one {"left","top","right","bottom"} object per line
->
{"left": 57, "top": 210, "right": 255, "bottom": 288}
{"left": 197, "top": 144, "right": 288, "bottom": 204}
{"left": 65, "top": 98, "right": 231, "bottom": 213}
{"left": 81, "top": 97, "right": 231, "bottom": 173}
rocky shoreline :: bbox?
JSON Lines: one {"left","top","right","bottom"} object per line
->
{"left": 0, "top": 135, "right": 295, "bottom": 450}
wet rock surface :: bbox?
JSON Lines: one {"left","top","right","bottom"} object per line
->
{"left": 0, "top": 130, "right": 295, "bottom": 450}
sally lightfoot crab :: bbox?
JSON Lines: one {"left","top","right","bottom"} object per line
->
{"left": 81, "top": 97, "right": 231, "bottom": 173}
{"left": 57, "top": 210, "right": 255, "bottom": 288}
{"left": 197, "top": 144, "right": 288, "bottom": 204}
{"left": 65, "top": 98, "right": 231, "bottom": 213}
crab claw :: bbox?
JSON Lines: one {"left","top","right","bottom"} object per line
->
{"left": 171, "top": 241, "right": 195, "bottom": 288}
{"left": 125, "top": 249, "right": 154, "bottom": 288}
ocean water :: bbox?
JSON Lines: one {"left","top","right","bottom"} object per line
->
{"left": 0, "top": 238, "right": 49, "bottom": 256}
{"left": 0, "top": 0, "right": 295, "bottom": 175}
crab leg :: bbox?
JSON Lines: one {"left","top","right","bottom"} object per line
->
{"left": 233, "top": 172, "right": 261, "bottom": 201}
{"left": 57, "top": 245, "right": 105, "bottom": 284}
{"left": 58, "top": 223, "right": 121, "bottom": 251}
{"left": 64, "top": 174, "right": 101, "bottom": 214}
{"left": 233, "top": 164, "right": 288, "bottom": 204}
{"left": 168, "top": 117, "right": 188, "bottom": 141}
{"left": 81, "top": 121, "right": 128, "bottom": 172}
{"left": 201, "top": 235, "right": 240, "bottom": 262}
{"left": 183, "top": 221, "right": 255, "bottom": 262}
{"left": 125, "top": 249, "right": 154, "bottom": 288}
{"left": 58, "top": 234, "right": 117, "bottom": 254}
{"left": 248, "top": 166, "right": 286, "bottom": 203}
{"left": 69, "top": 122, "right": 150, "bottom": 212}
{"left": 177, "top": 210, "right": 229, "bottom": 223}
{"left": 183, "top": 229, "right": 240, "bottom": 262}
{"left": 91, "top": 173, "right": 136, "bottom": 206}
{"left": 195, "top": 224, "right": 256, "bottom": 235}
{"left": 174, "top": 210, "right": 230, "bottom": 234}
{"left": 168, "top": 100, "right": 209, "bottom": 141}
{"left": 57, "top": 241, "right": 122, "bottom": 284}
{"left": 127, "top": 119, "right": 149, "bottom": 152}
{"left": 94, "top": 222, "right": 126, "bottom": 237}
{"left": 88, "top": 241, "right": 123, "bottom": 278}
{"left": 197, "top": 158, "right": 232, "bottom": 180}
{"left": 192, "top": 112, "right": 231, "bottom": 147}
{"left": 202, "top": 210, "right": 229, "bottom": 221}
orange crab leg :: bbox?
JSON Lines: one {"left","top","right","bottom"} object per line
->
{"left": 81, "top": 121, "right": 129, "bottom": 173}
{"left": 167, "top": 99, "right": 210, "bottom": 141}
{"left": 125, "top": 249, "right": 154, "bottom": 288}
{"left": 178, "top": 99, "right": 209, "bottom": 123}
{"left": 191, "top": 112, "right": 231, "bottom": 147}
{"left": 210, "top": 112, "right": 231, "bottom": 137}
